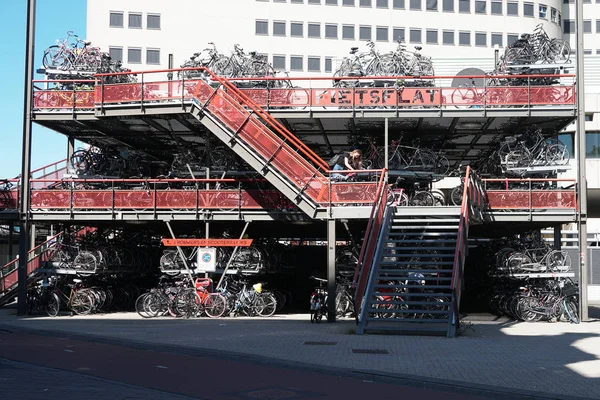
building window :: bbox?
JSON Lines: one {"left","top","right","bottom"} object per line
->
{"left": 491, "top": 33, "right": 502, "bottom": 47}
{"left": 290, "top": 55, "right": 303, "bottom": 71}
{"left": 308, "top": 57, "right": 321, "bottom": 71}
{"left": 443, "top": 0, "right": 453, "bottom": 11}
{"left": 410, "top": 28, "right": 422, "bottom": 43}
{"left": 410, "top": 0, "right": 421, "bottom": 10}
{"left": 274, "top": 0, "right": 286, "bottom": 2}
{"left": 475, "top": 0, "right": 486, "bottom": 13}
{"left": 551, "top": 7, "right": 557, "bottom": 23}
{"left": 507, "top": 2, "right": 518, "bottom": 15}
{"left": 325, "top": 24, "right": 338, "bottom": 38}
{"left": 325, "top": 57, "right": 333, "bottom": 72}
{"left": 584, "top": 20, "right": 592, "bottom": 33}
{"left": 326, "top": 0, "right": 337, "bottom": 3}
{"left": 109, "top": 12, "right": 123, "bottom": 28}
{"left": 491, "top": 1, "right": 502, "bottom": 14}
{"left": 564, "top": 20, "right": 574, "bottom": 34}
{"left": 393, "top": 27, "right": 406, "bottom": 42}
{"left": 377, "top": 0, "right": 389, "bottom": 7}
{"left": 376, "top": 26, "right": 389, "bottom": 41}
{"left": 256, "top": 20, "right": 268, "bottom": 35}
{"left": 128, "top": 13, "right": 142, "bottom": 28}
{"left": 343, "top": 0, "right": 355, "bottom": 5}
{"left": 308, "top": 23, "right": 321, "bottom": 38}
{"left": 558, "top": 13, "right": 561, "bottom": 26}
{"left": 273, "top": 21, "right": 286, "bottom": 36}
{"left": 273, "top": 55, "right": 286, "bottom": 70}
{"left": 291, "top": 0, "right": 304, "bottom": 3}
{"left": 108, "top": 47, "right": 123, "bottom": 62}
{"left": 393, "top": 0, "right": 405, "bottom": 7}
{"left": 360, "top": 26, "right": 372, "bottom": 40}
{"left": 146, "top": 49, "right": 160, "bottom": 64}
{"left": 342, "top": 25, "right": 355, "bottom": 39}
{"left": 459, "top": 31, "right": 470, "bottom": 45}
{"left": 475, "top": 32, "right": 486, "bottom": 46}
{"left": 524, "top": 3, "right": 534, "bottom": 17}
{"left": 308, "top": 0, "right": 321, "bottom": 3}
{"left": 597, "top": 20, "right": 600, "bottom": 33}
{"left": 584, "top": 49, "right": 592, "bottom": 55}
{"left": 426, "top": 0, "right": 438, "bottom": 10}
{"left": 539, "top": 4, "right": 547, "bottom": 19}
{"left": 507, "top": 33, "right": 518, "bottom": 45}
{"left": 459, "top": 0, "right": 470, "bottom": 12}
{"left": 291, "top": 22, "right": 304, "bottom": 37}
{"left": 147, "top": 14, "right": 160, "bottom": 29}
{"left": 426, "top": 29, "right": 438, "bottom": 43}
{"left": 443, "top": 30, "right": 454, "bottom": 44}
{"left": 128, "top": 47, "right": 141, "bottom": 63}
{"left": 586, "top": 133, "right": 600, "bottom": 158}
{"left": 360, "top": 0, "right": 372, "bottom": 6}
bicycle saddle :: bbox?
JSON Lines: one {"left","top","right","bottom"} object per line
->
{"left": 73, "top": 278, "right": 82, "bottom": 283}
{"left": 414, "top": 46, "right": 422, "bottom": 51}
{"left": 350, "top": 47, "right": 359, "bottom": 54}
{"left": 84, "top": 40, "right": 92, "bottom": 46}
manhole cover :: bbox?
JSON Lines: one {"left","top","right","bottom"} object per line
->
{"left": 240, "top": 388, "right": 300, "bottom": 399}
{"left": 352, "top": 348, "right": 389, "bottom": 354}
{"left": 303, "top": 341, "right": 337, "bottom": 346}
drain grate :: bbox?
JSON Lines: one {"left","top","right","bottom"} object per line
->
{"left": 303, "top": 341, "right": 337, "bottom": 346}
{"left": 352, "top": 348, "right": 390, "bottom": 354}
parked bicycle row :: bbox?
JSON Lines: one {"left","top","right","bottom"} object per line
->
{"left": 309, "top": 273, "right": 355, "bottom": 323}
{"left": 489, "top": 279, "right": 579, "bottom": 323}
{"left": 0, "top": 179, "right": 15, "bottom": 211}
{"left": 42, "top": 31, "right": 135, "bottom": 84}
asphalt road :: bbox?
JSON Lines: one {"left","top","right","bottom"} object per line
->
{"left": 0, "top": 329, "right": 491, "bottom": 400}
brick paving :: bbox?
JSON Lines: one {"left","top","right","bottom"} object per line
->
{"left": 1, "top": 307, "right": 599, "bottom": 399}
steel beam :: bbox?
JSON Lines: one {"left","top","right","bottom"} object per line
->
{"left": 17, "top": 0, "right": 36, "bottom": 316}
{"left": 575, "top": 0, "right": 589, "bottom": 321}
{"left": 165, "top": 221, "right": 195, "bottom": 287}
{"left": 216, "top": 222, "right": 250, "bottom": 290}
{"left": 327, "top": 219, "right": 336, "bottom": 322}
{"left": 315, "top": 118, "right": 334, "bottom": 156}
{"left": 67, "top": 136, "right": 75, "bottom": 162}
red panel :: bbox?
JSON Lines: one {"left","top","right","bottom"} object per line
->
{"left": 326, "top": 182, "right": 379, "bottom": 205}
{"left": 487, "top": 190, "right": 577, "bottom": 209}
{"left": 72, "top": 191, "right": 112, "bottom": 209}
{"left": 155, "top": 190, "right": 197, "bottom": 209}
{"left": 101, "top": 83, "right": 143, "bottom": 103}
{"left": 30, "top": 190, "right": 70, "bottom": 209}
{"left": 113, "top": 190, "right": 155, "bottom": 209}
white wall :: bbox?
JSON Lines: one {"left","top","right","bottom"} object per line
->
{"left": 87, "top": 0, "right": 564, "bottom": 76}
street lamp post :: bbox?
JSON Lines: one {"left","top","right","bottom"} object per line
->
{"left": 17, "top": 0, "right": 36, "bottom": 315}
{"left": 575, "top": 0, "right": 588, "bottom": 321}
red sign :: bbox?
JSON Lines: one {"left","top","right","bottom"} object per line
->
{"left": 311, "top": 88, "right": 442, "bottom": 106}
{"left": 161, "top": 239, "right": 253, "bottom": 247}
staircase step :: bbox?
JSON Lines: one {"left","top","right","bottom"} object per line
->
{"left": 374, "top": 284, "right": 452, "bottom": 289}
{"left": 389, "top": 232, "right": 458, "bottom": 237}
{"left": 390, "top": 225, "right": 459, "bottom": 230}
{"left": 365, "top": 317, "right": 450, "bottom": 323}
{"left": 380, "top": 261, "right": 454, "bottom": 266}
{"left": 382, "top": 246, "right": 455, "bottom": 251}
{"left": 391, "top": 218, "right": 460, "bottom": 224}
{"left": 378, "top": 269, "right": 453, "bottom": 274}
{"left": 382, "top": 253, "right": 455, "bottom": 258}
{"left": 377, "top": 276, "right": 453, "bottom": 281}
{"left": 370, "top": 300, "right": 452, "bottom": 306}
{"left": 386, "top": 239, "right": 458, "bottom": 244}
{"left": 374, "top": 291, "right": 452, "bottom": 297}
{"left": 368, "top": 308, "right": 450, "bottom": 314}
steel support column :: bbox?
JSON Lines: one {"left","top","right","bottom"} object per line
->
{"left": 165, "top": 221, "right": 195, "bottom": 286}
{"left": 17, "top": 0, "right": 36, "bottom": 316}
{"left": 327, "top": 219, "right": 336, "bottom": 322}
{"left": 7, "top": 224, "right": 14, "bottom": 262}
{"left": 384, "top": 117, "right": 389, "bottom": 175}
{"left": 575, "top": 0, "right": 589, "bottom": 321}
{"left": 216, "top": 222, "right": 250, "bottom": 290}
{"left": 30, "top": 224, "right": 36, "bottom": 250}
{"left": 67, "top": 136, "right": 75, "bottom": 162}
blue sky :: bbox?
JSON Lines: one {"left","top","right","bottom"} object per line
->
{"left": 0, "top": 1, "right": 86, "bottom": 178}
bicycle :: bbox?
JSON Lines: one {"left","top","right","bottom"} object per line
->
{"left": 42, "top": 31, "right": 103, "bottom": 72}
{"left": 45, "top": 278, "right": 95, "bottom": 316}
{"left": 0, "top": 180, "right": 15, "bottom": 211}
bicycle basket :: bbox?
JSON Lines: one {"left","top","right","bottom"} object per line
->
{"left": 562, "top": 284, "right": 579, "bottom": 297}
{"left": 252, "top": 283, "right": 263, "bottom": 293}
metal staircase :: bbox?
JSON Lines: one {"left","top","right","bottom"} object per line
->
{"left": 0, "top": 232, "right": 62, "bottom": 307}
{"left": 187, "top": 71, "right": 330, "bottom": 217}
{"left": 355, "top": 167, "right": 487, "bottom": 337}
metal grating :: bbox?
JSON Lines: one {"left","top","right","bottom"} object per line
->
{"left": 351, "top": 348, "right": 390, "bottom": 354}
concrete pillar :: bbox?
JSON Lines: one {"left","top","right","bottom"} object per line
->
{"left": 327, "top": 219, "right": 336, "bottom": 322}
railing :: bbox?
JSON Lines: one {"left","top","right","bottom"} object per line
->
{"left": 0, "top": 232, "right": 63, "bottom": 295}
{"left": 448, "top": 167, "right": 486, "bottom": 336}
{"left": 483, "top": 178, "right": 577, "bottom": 211}
{"left": 31, "top": 72, "right": 576, "bottom": 111}
{"left": 352, "top": 169, "right": 388, "bottom": 315}
{"left": 27, "top": 176, "right": 386, "bottom": 214}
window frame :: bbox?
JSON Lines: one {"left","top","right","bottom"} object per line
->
{"left": 458, "top": 0, "right": 470, "bottom": 13}
{"left": 109, "top": 11, "right": 124, "bottom": 28}
{"left": 475, "top": 31, "right": 487, "bottom": 47}
{"left": 393, "top": 27, "right": 406, "bottom": 42}
{"left": 506, "top": 1, "right": 518, "bottom": 16}
{"left": 491, "top": 32, "right": 503, "bottom": 47}
{"left": 273, "top": 21, "right": 287, "bottom": 37}
{"left": 325, "top": 57, "right": 333, "bottom": 73}
{"left": 325, "top": 23, "right": 339, "bottom": 39}
{"left": 147, "top": 13, "right": 161, "bottom": 30}
{"left": 146, "top": 48, "right": 160, "bottom": 65}
{"left": 442, "top": 30, "right": 454, "bottom": 45}
{"left": 127, "top": 47, "right": 142, "bottom": 64}
{"left": 426, "top": 29, "right": 438, "bottom": 44}
{"left": 342, "top": 0, "right": 355, "bottom": 5}
{"left": 308, "top": 56, "right": 321, "bottom": 72}
{"left": 490, "top": 1, "right": 502, "bottom": 15}
{"left": 376, "top": 26, "right": 389, "bottom": 41}
{"left": 308, "top": 22, "right": 321, "bottom": 38}
{"left": 342, "top": 24, "right": 355, "bottom": 40}
{"left": 442, "top": 0, "right": 454, "bottom": 11}
{"left": 458, "top": 30, "right": 471, "bottom": 46}
{"left": 255, "top": 20, "right": 269, "bottom": 35}
{"left": 539, "top": 4, "right": 547, "bottom": 19}
{"left": 393, "top": 0, "right": 405, "bottom": 8}
{"left": 108, "top": 46, "right": 123, "bottom": 62}
{"left": 360, "top": 0, "right": 372, "bottom": 6}
{"left": 359, "top": 25, "right": 372, "bottom": 41}
{"left": 272, "top": 54, "right": 286, "bottom": 70}
{"left": 128, "top": 12, "right": 142, "bottom": 29}
{"left": 290, "top": 55, "right": 304, "bottom": 71}
{"left": 409, "top": 28, "right": 422, "bottom": 43}
{"left": 583, "top": 20, "right": 592, "bottom": 33}
{"left": 291, "top": 21, "right": 304, "bottom": 37}
{"left": 474, "top": 0, "right": 486, "bottom": 14}
{"left": 426, "top": 0, "right": 438, "bottom": 10}
{"left": 410, "top": 0, "right": 422, "bottom": 10}
{"left": 377, "top": 0, "right": 390, "bottom": 8}
{"left": 523, "top": 2, "right": 534, "bottom": 17}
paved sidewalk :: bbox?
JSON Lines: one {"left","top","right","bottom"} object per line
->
{"left": 1, "top": 308, "right": 599, "bottom": 399}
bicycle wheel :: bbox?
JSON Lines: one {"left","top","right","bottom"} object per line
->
{"left": 42, "top": 45, "right": 65, "bottom": 69}
{"left": 211, "top": 57, "right": 234, "bottom": 78}
{"left": 336, "top": 291, "right": 352, "bottom": 318}
{"left": 135, "top": 293, "right": 154, "bottom": 318}
{"left": 507, "top": 252, "right": 532, "bottom": 274}
{"left": 410, "top": 191, "right": 435, "bottom": 207}
{"left": 73, "top": 251, "right": 97, "bottom": 272}
{"left": 435, "top": 156, "right": 450, "bottom": 175}
{"left": 70, "top": 150, "right": 92, "bottom": 174}
{"left": 562, "top": 299, "right": 579, "bottom": 324}
{"left": 256, "top": 293, "right": 277, "bottom": 317}
{"left": 450, "top": 185, "right": 464, "bottom": 206}
{"left": 159, "top": 250, "right": 182, "bottom": 275}
{"left": 45, "top": 292, "right": 61, "bottom": 317}
{"left": 545, "top": 144, "right": 570, "bottom": 166}
{"left": 546, "top": 250, "right": 571, "bottom": 272}
{"left": 203, "top": 293, "right": 227, "bottom": 318}
{"left": 546, "top": 39, "right": 571, "bottom": 63}
{"left": 451, "top": 86, "right": 476, "bottom": 108}
{"left": 69, "top": 291, "right": 94, "bottom": 315}
{"left": 175, "top": 289, "right": 201, "bottom": 318}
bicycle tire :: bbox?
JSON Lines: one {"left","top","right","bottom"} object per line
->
{"left": 135, "top": 293, "right": 153, "bottom": 318}
{"left": 69, "top": 291, "right": 94, "bottom": 315}
{"left": 410, "top": 191, "right": 435, "bottom": 207}
{"left": 175, "top": 289, "right": 201, "bottom": 318}
{"left": 451, "top": 86, "right": 476, "bottom": 108}
{"left": 562, "top": 299, "right": 579, "bottom": 324}
{"left": 450, "top": 185, "right": 464, "bottom": 206}
{"left": 0, "top": 190, "right": 11, "bottom": 211}
{"left": 203, "top": 293, "right": 227, "bottom": 318}
{"left": 42, "top": 45, "right": 63, "bottom": 69}
{"left": 257, "top": 293, "right": 277, "bottom": 317}
{"left": 45, "top": 292, "right": 61, "bottom": 317}
{"left": 545, "top": 144, "right": 570, "bottom": 166}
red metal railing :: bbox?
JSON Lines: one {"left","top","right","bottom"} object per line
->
{"left": 31, "top": 72, "right": 576, "bottom": 111}
{"left": 352, "top": 170, "right": 388, "bottom": 312}
{"left": 483, "top": 178, "right": 577, "bottom": 210}
{"left": 0, "top": 232, "right": 63, "bottom": 295}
